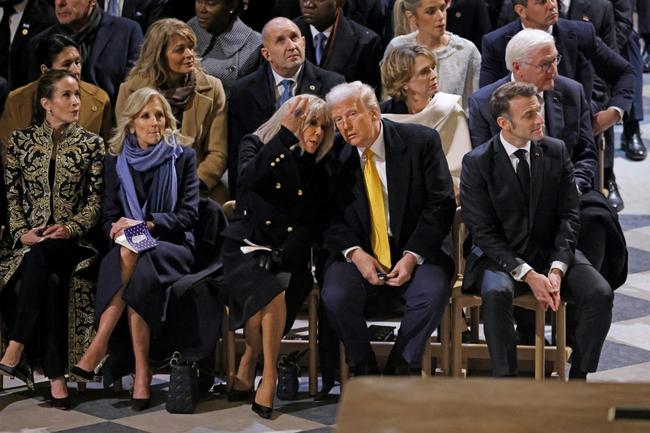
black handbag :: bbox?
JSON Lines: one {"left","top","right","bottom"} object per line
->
{"left": 276, "top": 349, "right": 308, "bottom": 401}
{"left": 166, "top": 351, "right": 200, "bottom": 414}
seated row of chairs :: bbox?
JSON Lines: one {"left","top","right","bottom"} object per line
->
{"left": 0, "top": 203, "right": 572, "bottom": 396}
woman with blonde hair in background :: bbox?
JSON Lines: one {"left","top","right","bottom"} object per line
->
{"left": 385, "top": 0, "right": 480, "bottom": 109}
{"left": 115, "top": 18, "right": 229, "bottom": 203}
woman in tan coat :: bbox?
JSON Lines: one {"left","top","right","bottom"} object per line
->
{"left": 115, "top": 18, "right": 228, "bottom": 203}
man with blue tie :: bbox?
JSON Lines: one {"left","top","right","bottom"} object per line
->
{"left": 460, "top": 81, "right": 613, "bottom": 379}
{"left": 228, "top": 16, "right": 344, "bottom": 198}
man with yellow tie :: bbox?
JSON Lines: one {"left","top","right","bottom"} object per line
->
{"left": 321, "top": 81, "right": 456, "bottom": 375}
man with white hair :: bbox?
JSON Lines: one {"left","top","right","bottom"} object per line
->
{"left": 320, "top": 81, "right": 455, "bottom": 376}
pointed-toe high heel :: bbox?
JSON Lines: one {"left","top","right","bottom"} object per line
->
{"left": 131, "top": 397, "right": 151, "bottom": 411}
{"left": 251, "top": 380, "right": 273, "bottom": 419}
{"left": 0, "top": 358, "right": 34, "bottom": 390}
{"left": 70, "top": 365, "right": 100, "bottom": 381}
{"left": 50, "top": 394, "right": 71, "bottom": 410}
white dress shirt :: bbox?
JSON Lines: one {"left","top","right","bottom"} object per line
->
{"left": 309, "top": 24, "right": 333, "bottom": 49}
{"left": 499, "top": 132, "right": 567, "bottom": 281}
{"left": 103, "top": 0, "right": 125, "bottom": 15}
{"left": 270, "top": 66, "right": 302, "bottom": 102}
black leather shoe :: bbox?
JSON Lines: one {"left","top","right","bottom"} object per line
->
{"left": 351, "top": 350, "right": 379, "bottom": 376}
{"left": 314, "top": 380, "right": 336, "bottom": 401}
{"left": 50, "top": 394, "right": 71, "bottom": 410}
{"left": 606, "top": 179, "right": 624, "bottom": 212}
{"left": 131, "top": 397, "right": 151, "bottom": 411}
{"left": 226, "top": 386, "right": 253, "bottom": 402}
{"left": 621, "top": 132, "right": 648, "bottom": 161}
{"left": 70, "top": 365, "right": 100, "bottom": 381}
{"left": 251, "top": 381, "right": 273, "bottom": 419}
{"left": 0, "top": 359, "right": 34, "bottom": 390}
{"left": 383, "top": 351, "right": 419, "bottom": 376}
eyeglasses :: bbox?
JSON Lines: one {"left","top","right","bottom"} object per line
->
{"left": 521, "top": 54, "right": 562, "bottom": 73}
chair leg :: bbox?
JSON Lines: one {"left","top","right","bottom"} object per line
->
{"left": 308, "top": 287, "right": 318, "bottom": 396}
{"left": 227, "top": 330, "right": 236, "bottom": 388}
{"left": 556, "top": 302, "right": 567, "bottom": 381}
{"left": 339, "top": 341, "right": 348, "bottom": 390}
{"left": 451, "top": 301, "right": 464, "bottom": 377}
{"left": 534, "top": 306, "right": 546, "bottom": 381}
{"left": 77, "top": 381, "right": 86, "bottom": 392}
{"left": 421, "top": 337, "right": 432, "bottom": 377}
{"left": 439, "top": 303, "right": 451, "bottom": 375}
{"left": 470, "top": 307, "right": 480, "bottom": 342}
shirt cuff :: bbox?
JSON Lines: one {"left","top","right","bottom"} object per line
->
{"left": 403, "top": 250, "right": 424, "bottom": 265}
{"left": 511, "top": 262, "right": 533, "bottom": 282}
{"left": 608, "top": 106, "right": 624, "bottom": 122}
{"left": 342, "top": 246, "right": 361, "bottom": 263}
{"left": 549, "top": 261, "right": 568, "bottom": 277}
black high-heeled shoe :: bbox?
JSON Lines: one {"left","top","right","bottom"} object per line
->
{"left": 0, "top": 358, "right": 34, "bottom": 390}
{"left": 50, "top": 394, "right": 71, "bottom": 410}
{"left": 227, "top": 385, "right": 253, "bottom": 402}
{"left": 131, "top": 397, "right": 151, "bottom": 411}
{"left": 70, "top": 365, "right": 100, "bottom": 381}
{"left": 251, "top": 380, "right": 273, "bottom": 419}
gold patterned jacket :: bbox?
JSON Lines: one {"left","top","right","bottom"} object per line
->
{"left": 1, "top": 121, "right": 104, "bottom": 287}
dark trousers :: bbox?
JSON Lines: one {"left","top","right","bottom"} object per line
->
{"left": 321, "top": 261, "right": 450, "bottom": 367}
{"left": 480, "top": 251, "right": 613, "bottom": 377}
{"left": 5, "top": 239, "right": 84, "bottom": 378}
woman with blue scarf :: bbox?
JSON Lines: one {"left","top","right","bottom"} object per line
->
{"left": 72, "top": 88, "right": 199, "bottom": 411}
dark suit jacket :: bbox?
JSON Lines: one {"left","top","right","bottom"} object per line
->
{"left": 227, "top": 60, "right": 344, "bottom": 197}
{"left": 30, "top": 10, "right": 143, "bottom": 103}
{"left": 446, "top": 0, "right": 492, "bottom": 51}
{"left": 479, "top": 18, "right": 634, "bottom": 114}
{"left": 0, "top": 76, "right": 8, "bottom": 116}
{"left": 324, "top": 119, "right": 455, "bottom": 270}
{"left": 294, "top": 13, "right": 382, "bottom": 93}
{"left": 467, "top": 75, "right": 597, "bottom": 190}
{"left": 98, "top": 0, "right": 168, "bottom": 33}
{"left": 460, "top": 135, "right": 580, "bottom": 284}
{"left": 5, "top": 0, "right": 56, "bottom": 90}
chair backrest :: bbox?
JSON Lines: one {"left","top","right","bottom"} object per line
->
{"left": 452, "top": 207, "right": 467, "bottom": 278}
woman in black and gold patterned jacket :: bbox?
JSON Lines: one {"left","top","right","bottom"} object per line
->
{"left": 0, "top": 70, "right": 104, "bottom": 409}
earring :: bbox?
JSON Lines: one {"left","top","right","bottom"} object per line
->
{"left": 129, "top": 127, "right": 135, "bottom": 134}
{"left": 229, "top": 9, "right": 234, "bottom": 14}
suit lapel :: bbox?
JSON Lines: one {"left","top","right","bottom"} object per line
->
{"left": 529, "top": 141, "right": 545, "bottom": 223}
{"left": 297, "top": 61, "right": 322, "bottom": 96}
{"left": 384, "top": 121, "right": 410, "bottom": 246}
{"left": 324, "top": 16, "right": 354, "bottom": 71}
{"left": 555, "top": 22, "right": 577, "bottom": 78}
{"left": 544, "top": 89, "right": 564, "bottom": 138}
{"left": 340, "top": 144, "right": 370, "bottom": 234}
{"left": 89, "top": 15, "right": 112, "bottom": 66}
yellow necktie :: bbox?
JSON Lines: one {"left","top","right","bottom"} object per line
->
{"left": 362, "top": 148, "right": 391, "bottom": 270}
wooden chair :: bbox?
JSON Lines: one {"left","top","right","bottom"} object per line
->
{"left": 449, "top": 207, "right": 568, "bottom": 381}
{"left": 221, "top": 200, "right": 320, "bottom": 396}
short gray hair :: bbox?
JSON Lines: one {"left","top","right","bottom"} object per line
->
{"left": 325, "top": 81, "right": 379, "bottom": 113}
{"left": 505, "top": 28, "right": 555, "bottom": 71}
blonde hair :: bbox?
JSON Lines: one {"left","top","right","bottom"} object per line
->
{"left": 393, "top": 0, "right": 421, "bottom": 36}
{"left": 127, "top": 18, "right": 199, "bottom": 87}
{"left": 108, "top": 87, "right": 190, "bottom": 155}
{"left": 254, "top": 94, "right": 334, "bottom": 162}
{"left": 381, "top": 44, "right": 436, "bottom": 101}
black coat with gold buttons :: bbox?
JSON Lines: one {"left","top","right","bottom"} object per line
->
{"left": 223, "top": 127, "right": 329, "bottom": 267}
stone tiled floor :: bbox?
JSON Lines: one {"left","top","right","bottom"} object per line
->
{"left": 2, "top": 61, "right": 650, "bottom": 433}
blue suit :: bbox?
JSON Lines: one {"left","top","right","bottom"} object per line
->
{"left": 468, "top": 75, "right": 597, "bottom": 191}
{"left": 30, "top": 10, "right": 143, "bottom": 103}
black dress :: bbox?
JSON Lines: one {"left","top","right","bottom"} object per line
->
{"left": 222, "top": 127, "right": 329, "bottom": 331}
{"left": 94, "top": 148, "right": 200, "bottom": 335}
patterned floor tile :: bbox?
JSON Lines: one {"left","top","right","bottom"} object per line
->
{"left": 597, "top": 340, "right": 650, "bottom": 371}
{"left": 71, "top": 384, "right": 167, "bottom": 420}
{"left": 589, "top": 361, "right": 650, "bottom": 383}
{"left": 612, "top": 292, "right": 650, "bottom": 322}
{"left": 625, "top": 247, "right": 650, "bottom": 274}
{"left": 617, "top": 272, "right": 650, "bottom": 301}
{"left": 55, "top": 422, "right": 150, "bottom": 433}
{"left": 607, "top": 316, "right": 650, "bottom": 352}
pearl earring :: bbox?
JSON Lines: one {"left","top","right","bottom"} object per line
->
{"left": 129, "top": 127, "right": 135, "bottom": 134}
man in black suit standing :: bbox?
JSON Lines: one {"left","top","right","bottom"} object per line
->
{"left": 228, "top": 16, "right": 344, "bottom": 197}
{"left": 460, "top": 81, "right": 613, "bottom": 379}
{"left": 0, "top": 0, "right": 56, "bottom": 89}
{"left": 97, "top": 0, "right": 167, "bottom": 34}
{"left": 294, "top": 0, "right": 382, "bottom": 94}
{"left": 321, "top": 81, "right": 455, "bottom": 375}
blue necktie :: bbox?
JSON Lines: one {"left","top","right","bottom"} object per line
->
{"left": 108, "top": 0, "right": 120, "bottom": 16}
{"left": 314, "top": 33, "right": 327, "bottom": 65}
{"left": 278, "top": 79, "right": 293, "bottom": 108}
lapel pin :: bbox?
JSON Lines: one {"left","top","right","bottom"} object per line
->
{"left": 455, "top": 12, "right": 461, "bottom": 18}
{"left": 309, "top": 84, "right": 316, "bottom": 91}
{"left": 22, "top": 29, "right": 29, "bottom": 36}
{"left": 552, "top": 96, "right": 560, "bottom": 103}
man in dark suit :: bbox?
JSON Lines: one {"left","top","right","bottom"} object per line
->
{"left": 460, "top": 81, "right": 613, "bottom": 379}
{"left": 97, "top": 0, "right": 167, "bottom": 34}
{"left": 228, "top": 17, "right": 344, "bottom": 197}
{"left": 30, "top": 0, "right": 143, "bottom": 103}
{"left": 446, "top": 0, "right": 492, "bottom": 51}
{"left": 0, "top": 0, "right": 56, "bottom": 89}
{"left": 321, "top": 81, "right": 455, "bottom": 375}
{"left": 469, "top": 29, "right": 597, "bottom": 193}
{"left": 294, "top": 0, "right": 382, "bottom": 94}
{"left": 480, "top": 0, "right": 634, "bottom": 211}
